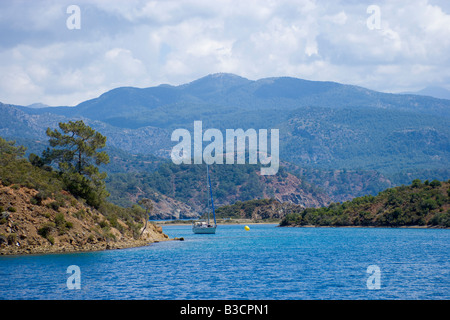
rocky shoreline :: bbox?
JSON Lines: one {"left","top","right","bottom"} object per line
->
{"left": 1, "top": 239, "right": 156, "bottom": 256}
{"left": 0, "top": 223, "right": 173, "bottom": 256}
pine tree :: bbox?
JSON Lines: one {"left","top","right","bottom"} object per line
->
{"left": 138, "top": 198, "right": 153, "bottom": 237}
{"left": 44, "top": 120, "right": 110, "bottom": 208}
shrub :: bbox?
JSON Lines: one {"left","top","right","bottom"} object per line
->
{"left": 33, "top": 191, "right": 50, "bottom": 205}
{"left": 103, "top": 231, "right": 116, "bottom": 241}
{"left": 421, "top": 199, "right": 438, "bottom": 211}
{"left": 37, "top": 222, "right": 55, "bottom": 239}
{"left": 107, "top": 214, "right": 119, "bottom": 229}
{"left": 87, "top": 234, "right": 95, "bottom": 243}
{"left": 98, "top": 220, "right": 109, "bottom": 229}
{"left": 430, "top": 211, "right": 450, "bottom": 227}
{"left": 411, "top": 179, "right": 422, "bottom": 188}
{"left": 54, "top": 213, "right": 65, "bottom": 228}
{"left": 47, "top": 235, "right": 55, "bottom": 245}
{"left": 107, "top": 214, "right": 125, "bottom": 233}
{"left": 429, "top": 180, "right": 442, "bottom": 188}
{"left": 54, "top": 213, "right": 73, "bottom": 234}
{"left": 73, "top": 209, "right": 86, "bottom": 219}
{"left": 7, "top": 233, "right": 17, "bottom": 245}
{"left": 47, "top": 201, "right": 60, "bottom": 211}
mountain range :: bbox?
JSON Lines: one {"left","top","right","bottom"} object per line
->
{"left": 1, "top": 73, "right": 449, "bottom": 217}
{"left": 402, "top": 86, "right": 450, "bottom": 100}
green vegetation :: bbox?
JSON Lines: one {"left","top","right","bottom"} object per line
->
{"left": 106, "top": 162, "right": 270, "bottom": 209}
{"left": 281, "top": 106, "right": 450, "bottom": 175}
{"left": 0, "top": 136, "right": 65, "bottom": 194}
{"left": 285, "top": 163, "right": 393, "bottom": 202}
{"left": 280, "top": 179, "right": 450, "bottom": 228}
{"left": 0, "top": 124, "right": 149, "bottom": 239}
{"left": 42, "top": 120, "right": 110, "bottom": 208}
{"left": 54, "top": 213, "right": 73, "bottom": 235}
{"left": 37, "top": 222, "right": 55, "bottom": 243}
{"left": 216, "top": 199, "right": 278, "bottom": 219}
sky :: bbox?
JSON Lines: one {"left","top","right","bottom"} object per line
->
{"left": 0, "top": 0, "right": 449, "bottom": 106}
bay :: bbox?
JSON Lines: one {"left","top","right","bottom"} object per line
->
{"left": 0, "top": 224, "right": 448, "bottom": 300}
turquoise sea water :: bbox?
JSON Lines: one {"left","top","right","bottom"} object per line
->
{"left": 0, "top": 224, "right": 448, "bottom": 300}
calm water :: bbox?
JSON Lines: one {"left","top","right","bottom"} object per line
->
{"left": 0, "top": 224, "right": 448, "bottom": 300}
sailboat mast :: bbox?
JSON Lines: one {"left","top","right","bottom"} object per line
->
{"left": 207, "top": 164, "right": 216, "bottom": 225}
{"left": 206, "top": 164, "right": 210, "bottom": 224}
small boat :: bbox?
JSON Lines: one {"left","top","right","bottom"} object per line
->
{"left": 192, "top": 164, "right": 217, "bottom": 234}
{"left": 192, "top": 221, "right": 217, "bottom": 234}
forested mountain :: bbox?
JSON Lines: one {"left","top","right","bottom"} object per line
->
{"left": 1, "top": 73, "right": 449, "bottom": 217}
{"left": 280, "top": 106, "right": 449, "bottom": 173}
{"left": 3, "top": 73, "right": 449, "bottom": 174}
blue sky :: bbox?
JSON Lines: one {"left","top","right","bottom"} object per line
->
{"left": 0, "top": 0, "right": 449, "bottom": 106}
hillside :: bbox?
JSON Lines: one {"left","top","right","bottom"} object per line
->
{"left": 0, "top": 138, "right": 170, "bottom": 255}
{"left": 280, "top": 106, "right": 450, "bottom": 173}
{"left": 106, "top": 162, "right": 331, "bottom": 219}
{"left": 215, "top": 179, "right": 450, "bottom": 227}
{"left": 106, "top": 158, "right": 439, "bottom": 219}
{"left": 215, "top": 198, "right": 302, "bottom": 221}
{"left": 283, "top": 162, "right": 393, "bottom": 203}
{"left": 279, "top": 179, "right": 450, "bottom": 228}
{"left": 0, "top": 183, "right": 169, "bottom": 255}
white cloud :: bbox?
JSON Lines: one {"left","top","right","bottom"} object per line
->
{"left": 0, "top": 0, "right": 449, "bottom": 105}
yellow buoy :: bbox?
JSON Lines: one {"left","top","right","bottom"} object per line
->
{"left": 244, "top": 225, "right": 250, "bottom": 231}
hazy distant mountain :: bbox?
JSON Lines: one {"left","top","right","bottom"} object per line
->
{"left": 16, "top": 73, "right": 450, "bottom": 130}
{"left": 26, "top": 102, "right": 51, "bottom": 109}
{"left": 402, "top": 86, "right": 450, "bottom": 100}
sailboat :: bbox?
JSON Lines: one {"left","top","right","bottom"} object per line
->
{"left": 192, "top": 164, "right": 217, "bottom": 234}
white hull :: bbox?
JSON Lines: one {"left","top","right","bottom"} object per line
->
{"left": 192, "top": 223, "right": 217, "bottom": 234}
